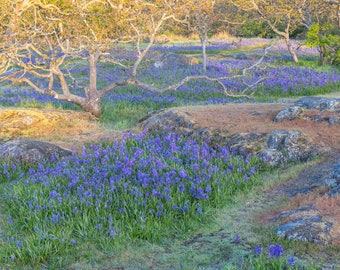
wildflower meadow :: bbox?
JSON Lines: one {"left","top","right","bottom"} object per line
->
{"left": 0, "top": 39, "right": 339, "bottom": 269}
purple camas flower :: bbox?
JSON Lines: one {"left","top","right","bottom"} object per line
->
{"left": 287, "top": 256, "right": 295, "bottom": 266}
{"left": 183, "top": 205, "right": 189, "bottom": 213}
{"left": 109, "top": 227, "right": 116, "bottom": 237}
{"left": 254, "top": 245, "right": 262, "bottom": 255}
{"left": 234, "top": 234, "right": 240, "bottom": 243}
{"left": 269, "top": 244, "right": 284, "bottom": 259}
{"left": 7, "top": 216, "right": 12, "bottom": 225}
{"left": 16, "top": 240, "right": 23, "bottom": 247}
{"left": 51, "top": 212, "right": 60, "bottom": 225}
{"left": 197, "top": 204, "right": 203, "bottom": 215}
{"left": 70, "top": 239, "right": 76, "bottom": 245}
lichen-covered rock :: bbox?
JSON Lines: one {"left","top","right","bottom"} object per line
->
{"left": 295, "top": 97, "right": 340, "bottom": 111}
{"left": 227, "top": 132, "right": 266, "bottom": 156}
{"left": 273, "top": 106, "right": 302, "bottom": 122}
{"left": 258, "top": 130, "right": 320, "bottom": 165}
{"left": 258, "top": 148, "right": 284, "bottom": 166}
{"left": 267, "top": 130, "right": 300, "bottom": 149}
{"left": 235, "top": 53, "right": 248, "bottom": 60}
{"left": 139, "top": 109, "right": 195, "bottom": 133}
{"left": 274, "top": 97, "right": 340, "bottom": 125}
{"left": 275, "top": 205, "right": 333, "bottom": 244}
{"left": 0, "top": 139, "right": 72, "bottom": 164}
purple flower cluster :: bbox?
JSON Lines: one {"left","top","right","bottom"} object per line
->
{"left": 261, "top": 66, "right": 340, "bottom": 94}
{"left": 269, "top": 244, "right": 285, "bottom": 259}
{"left": 253, "top": 243, "right": 296, "bottom": 266}
{"left": 254, "top": 243, "right": 285, "bottom": 259}
{"left": 3, "top": 132, "right": 259, "bottom": 249}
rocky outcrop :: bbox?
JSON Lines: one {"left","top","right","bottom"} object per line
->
{"left": 0, "top": 139, "right": 72, "bottom": 164}
{"left": 258, "top": 130, "right": 320, "bottom": 166}
{"left": 275, "top": 205, "right": 333, "bottom": 244}
{"left": 139, "top": 109, "right": 320, "bottom": 166}
{"left": 295, "top": 97, "right": 340, "bottom": 111}
{"left": 273, "top": 106, "right": 302, "bottom": 122}
{"left": 272, "top": 155, "right": 340, "bottom": 245}
{"left": 274, "top": 97, "right": 340, "bottom": 124}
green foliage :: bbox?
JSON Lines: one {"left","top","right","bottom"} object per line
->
{"left": 304, "top": 23, "right": 340, "bottom": 66}
{"left": 238, "top": 21, "right": 275, "bottom": 38}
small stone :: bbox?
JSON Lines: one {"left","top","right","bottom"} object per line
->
{"left": 329, "top": 116, "right": 340, "bottom": 125}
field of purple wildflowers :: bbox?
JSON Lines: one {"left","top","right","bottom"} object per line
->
{"left": 0, "top": 39, "right": 339, "bottom": 129}
{"left": 0, "top": 131, "right": 261, "bottom": 267}
{"left": 0, "top": 39, "right": 338, "bottom": 268}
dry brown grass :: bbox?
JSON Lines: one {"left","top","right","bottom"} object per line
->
{"left": 177, "top": 103, "right": 340, "bottom": 150}
{"left": 0, "top": 107, "right": 113, "bottom": 151}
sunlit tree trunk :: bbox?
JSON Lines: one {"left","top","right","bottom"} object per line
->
{"left": 284, "top": 36, "right": 299, "bottom": 64}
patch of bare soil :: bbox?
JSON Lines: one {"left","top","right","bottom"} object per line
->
{"left": 176, "top": 103, "right": 340, "bottom": 150}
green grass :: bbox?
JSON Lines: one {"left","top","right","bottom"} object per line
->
{"left": 274, "top": 56, "right": 340, "bottom": 72}
{"left": 0, "top": 152, "right": 333, "bottom": 269}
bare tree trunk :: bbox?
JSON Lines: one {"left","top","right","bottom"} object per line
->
{"left": 80, "top": 97, "right": 102, "bottom": 117}
{"left": 201, "top": 37, "right": 208, "bottom": 73}
{"left": 319, "top": 45, "right": 328, "bottom": 66}
{"left": 285, "top": 37, "right": 299, "bottom": 64}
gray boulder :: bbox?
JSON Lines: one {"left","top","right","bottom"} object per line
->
{"left": 259, "top": 130, "right": 320, "bottom": 166}
{"left": 0, "top": 139, "right": 72, "bottom": 164}
{"left": 273, "top": 106, "right": 302, "bottom": 122}
{"left": 295, "top": 97, "right": 340, "bottom": 111}
{"left": 275, "top": 205, "right": 333, "bottom": 244}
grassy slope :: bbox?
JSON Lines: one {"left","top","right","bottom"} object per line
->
{"left": 63, "top": 160, "right": 337, "bottom": 270}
